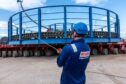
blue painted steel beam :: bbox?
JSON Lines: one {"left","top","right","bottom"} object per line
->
{"left": 89, "top": 7, "right": 93, "bottom": 38}
{"left": 8, "top": 38, "right": 121, "bottom": 45}
{"left": 49, "top": 25, "right": 51, "bottom": 29}
{"left": 54, "top": 24, "right": 56, "bottom": 32}
{"left": 8, "top": 21, "right": 10, "bottom": 42}
{"left": 23, "top": 29, "right": 25, "bottom": 34}
{"left": 8, "top": 17, "right": 12, "bottom": 41}
{"left": 38, "top": 8, "right": 42, "bottom": 42}
{"left": 16, "top": 28, "right": 18, "bottom": 35}
{"left": 71, "top": 23, "right": 74, "bottom": 31}
{"left": 19, "top": 12, "right": 22, "bottom": 44}
{"left": 115, "top": 22, "right": 117, "bottom": 34}
{"left": 101, "top": 28, "right": 103, "bottom": 32}
{"left": 17, "top": 0, "right": 23, "bottom": 2}
{"left": 118, "top": 19, "right": 120, "bottom": 38}
{"left": 11, "top": 5, "right": 118, "bottom": 18}
{"left": 64, "top": 6, "right": 67, "bottom": 38}
{"left": 116, "top": 15, "right": 120, "bottom": 38}
{"left": 10, "top": 18, "right": 13, "bottom": 41}
{"left": 107, "top": 11, "right": 111, "bottom": 39}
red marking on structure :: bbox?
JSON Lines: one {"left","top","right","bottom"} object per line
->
{"left": 80, "top": 51, "right": 90, "bottom": 58}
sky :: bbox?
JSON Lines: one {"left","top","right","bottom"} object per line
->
{"left": 0, "top": 0, "right": 126, "bottom": 38}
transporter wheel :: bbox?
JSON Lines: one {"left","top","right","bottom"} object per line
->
{"left": 125, "top": 49, "right": 126, "bottom": 54}
{"left": 8, "top": 51, "right": 12, "bottom": 57}
{"left": 34, "top": 50, "right": 41, "bottom": 57}
{"left": 2, "top": 51, "right": 7, "bottom": 58}
{"left": 12, "top": 50, "right": 18, "bottom": 57}
{"left": 29, "top": 50, "right": 33, "bottom": 56}
{"left": 41, "top": 50, "right": 45, "bottom": 56}
{"left": 45, "top": 49, "right": 54, "bottom": 56}
{"left": 124, "top": 47, "right": 126, "bottom": 54}
{"left": 0, "top": 51, "right": 2, "bottom": 57}
{"left": 92, "top": 48, "right": 98, "bottom": 55}
{"left": 18, "top": 50, "right": 23, "bottom": 57}
{"left": 103, "top": 48, "right": 109, "bottom": 55}
{"left": 23, "top": 50, "right": 29, "bottom": 57}
{"left": 113, "top": 48, "right": 119, "bottom": 54}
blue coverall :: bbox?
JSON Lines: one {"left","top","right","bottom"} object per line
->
{"left": 57, "top": 39, "right": 90, "bottom": 84}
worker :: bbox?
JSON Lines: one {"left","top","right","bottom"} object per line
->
{"left": 57, "top": 22, "right": 90, "bottom": 84}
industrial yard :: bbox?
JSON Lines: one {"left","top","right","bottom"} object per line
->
{"left": 0, "top": 0, "right": 126, "bottom": 84}
{"left": 0, "top": 54, "right": 125, "bottom": 84}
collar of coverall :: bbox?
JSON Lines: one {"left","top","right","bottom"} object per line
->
{"left": 71, "top": 38, "right": 85, "bottom": 43}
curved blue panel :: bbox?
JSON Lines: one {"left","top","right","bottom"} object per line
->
{"left": 8, "top": 5, "right": 121, "bottom": 45}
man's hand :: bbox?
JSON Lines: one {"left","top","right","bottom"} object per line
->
{"left": 57, "top": 48, "right": 62, "bottom": 54}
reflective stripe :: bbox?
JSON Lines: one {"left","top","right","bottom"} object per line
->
{"left": 71, "top": 44, "right": 78, "bottom": 52}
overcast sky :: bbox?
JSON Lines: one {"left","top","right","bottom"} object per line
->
{"left": 0, "top": 0, "right": 125, "bottom": 38}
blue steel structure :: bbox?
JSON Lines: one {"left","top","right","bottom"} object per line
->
{"left": 8, "top": 5, "right": 121, "bottom": 45}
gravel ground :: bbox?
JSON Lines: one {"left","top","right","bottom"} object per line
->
{"left": 0, "top": 54, "right": 126, "bottom": 84}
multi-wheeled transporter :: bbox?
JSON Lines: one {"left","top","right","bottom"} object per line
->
{"left": 0, "top": 5, "right": 125, "bottom": 57}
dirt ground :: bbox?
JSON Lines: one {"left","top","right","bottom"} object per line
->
{"left": 0, "top": 54, "right": 126, "bottom": 84}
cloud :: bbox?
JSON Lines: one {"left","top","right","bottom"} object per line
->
{"left": 75, "top": 0, "right": 108, "bottom": 5}
{"left": 102, "top": 16, "right": 114, "bottom": 21}
{"left": 0, "top": 21, "right": 8, "bottom": 37}
{"left": 121, "top": 30, "right": 126, "bottom": 38}
{"left": 0, "top": 34, "right": 7, "bottom": 37}
{"left": 0, "top": 21, "right": 8, "bottom": 29}
{"left": 0, "top": 0, "right": 46, "bottom": 11}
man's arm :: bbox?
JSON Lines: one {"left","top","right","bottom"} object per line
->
{"left": 57, "top": 45, "right": 70, "bottom": 67}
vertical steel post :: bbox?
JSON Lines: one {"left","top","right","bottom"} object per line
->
{"left": 114, "top": 22, "right": 117, "bottom": 34}
{"left": 8, "top": 21, "right": 10, "bottom": 42}
{"left": 64, "top": 6, "right": 67, "bottom": 38}
{"left": 19, "top": 12, "right": 22, "bottom": 44}
{"left": 38, "top": 8, "right": 42, "bottom": 41}
{"left": 116, "top": 15, "right": 120, "bottom": 38}
{"left": 49, "top": 25, "right": 51, "bottom": 31}
{"left": 101, "top": 28, "right": 103, "bottom": 32}
{"left": 16, "top": 28, "right": 18, "bottom": 35}
{"left": 49, "top": 25, "right": 51, "bottom": 28}
{"left": 107, "top": 11, "right": 111, "bottom": 39}
{"left": 71, "top": 23, "right": 74, "bottom": 31}
{"left": 23, "top": 29, "right": 25, "bottom": 34}
{"left": 8, "top": 17, "right": 12, "bottom": 41}
{"left": 89, "top": 7, "right": 93, "bottom": 38}
{"left": 54, "top": 24, "right": 56, "bottom": 32}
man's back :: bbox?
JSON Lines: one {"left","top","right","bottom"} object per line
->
{"left": 57, "top": 39, "right": 90, "bottom": 84}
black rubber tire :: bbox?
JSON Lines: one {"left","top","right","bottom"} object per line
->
{"left": 18, "top": 50, "right": 23, "bottom": 57}
{"left": 12, "top": 51, "right": 18, "bottom": 57}
{"left": 0, "top": 51, "right": 2, "bottom": 57}
{"left": 29, "top": 50, "right": 33, "bottom": 56}
{"left": 113, "top": 48, "right": 119, "bottom": 54}
{"left": 8, "top": 51, "right": 12, "bottom": 57}
{"left": 103, "top": 48, "right": 109, "bottom": 55}
{"left": 23, "top": 50, "right": 29, "bottom": 57}
{"left": 92, "top": 48, "right": 98, "bottom": 55}
{"left": 34, "top": 50, "right": 41, "bottom": 57}
{"left": 125, "top": 50, "right": 126, "bottom": 54}
{"left": 124, "top": 48, "right": 126, "bottom": 54}
{"left": 45, "top": 49, "right": 54, "bottom": 56}
{"left": 40, "top": 50, "right": 45, "bottom": 56}
{"left": 2, "top": 51, "right": 7, "bottom": 58}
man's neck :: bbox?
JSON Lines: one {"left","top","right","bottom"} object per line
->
{"left": 74, "top": 37, "right": 83, "bottom": 40}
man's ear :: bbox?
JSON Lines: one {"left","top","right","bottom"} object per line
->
{"left": 74, "top": 32, "right": 79, "bottom": 37}
{"left": 71, "top": 31, "right": 75, "bottom": 38}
